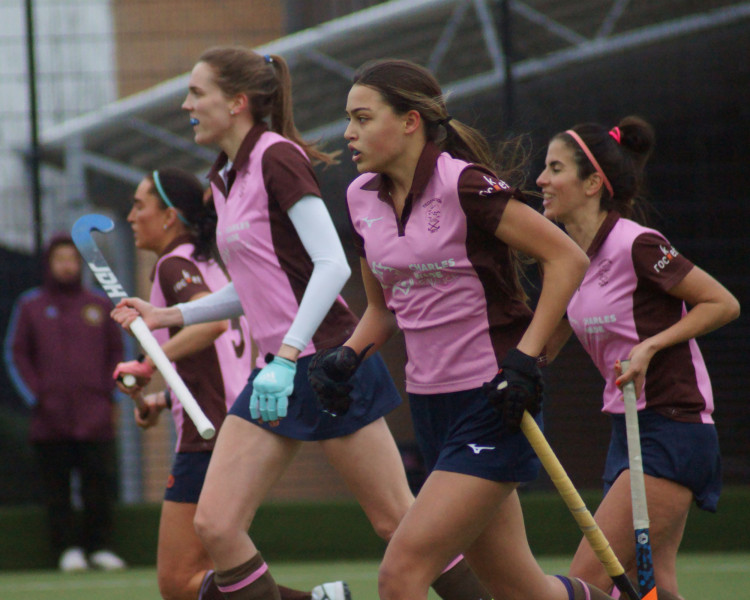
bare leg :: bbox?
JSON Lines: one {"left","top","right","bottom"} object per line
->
{"left": 194, "top": 416, "right": 301, "bottom": 570}
{"left": 157, "top": 500, "right": 212, "bottom": 600}
{"left": 320, "top": 418, "right": 414, "bottom": 541}
{"left": 569, "top": 471, "right": 692, "bottom": 596}
{"left": 377, "top": 470, "right": 568, "bottom": 600}
{"left": 322, "top": 419, "right": 492, "bottom": 600}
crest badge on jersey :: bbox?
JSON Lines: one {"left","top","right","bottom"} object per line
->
{"left": 596, "top": 258, "right": 613, "bottom": 286}
{"left": 423, "top": 197, "right": 442, "bottom": 233}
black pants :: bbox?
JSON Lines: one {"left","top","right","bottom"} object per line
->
{"left": 34, "top": 440, "right": 118, "bottom": 555}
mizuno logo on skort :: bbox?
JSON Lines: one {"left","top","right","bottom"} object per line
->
{"left": 468, "top": 444, "right": 495, "bottom": 454}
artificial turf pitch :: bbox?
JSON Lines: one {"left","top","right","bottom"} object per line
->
{"left": 0, "top": 554, "right": 747, "bottom": 599}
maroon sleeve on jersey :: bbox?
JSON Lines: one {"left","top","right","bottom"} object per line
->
{"left": 345, "top": 202, "right": 366, "bottom": 258}
{"left": 158, "top": 257, "right": 212, "bottom": 306}
{"left": 457, "top": 166, "right": 520, "bottom": 234}
{"left": 632, "top": 232, "right": 694, "bottom": 291}
{"left": 262, "top": 141, "right": 323, "bottom": 212}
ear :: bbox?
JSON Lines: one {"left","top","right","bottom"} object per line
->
{"left": 229, "top": 93, "right": 249, "bottom": 115}
{"left": 584, "top": 172, "right": 605, "bottom": 197}
{"left": 163, "top": 207, "right": 180, "bottom": 229}
{"left": 403, "top": 109, "right": 422, "bottom": 135}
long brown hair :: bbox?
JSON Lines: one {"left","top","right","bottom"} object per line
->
{"left": 199, "top": 46, "right": 338, "bottom": 166}
{"left": 352, "top": 59, "right": 498, "bottom": 169}
{"left": 353, "top": 58, "right": 530, "bottom": 303}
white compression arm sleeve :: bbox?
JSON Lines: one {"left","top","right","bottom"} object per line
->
{"left": 177, "top": 282, "right": 244, "bottom": 326}
{"left": 282, "top": 195, "right": 351, "bottom": 351}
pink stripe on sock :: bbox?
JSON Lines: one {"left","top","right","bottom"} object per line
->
{"left": 575, "top": 578, "right": 592, "bottom": 600}
{"left": 217, "top": 563, "right": 269, "bottom": 593}
{"left": 610, "top": 583, "right": 621, "bottom": 599}
{"left": 441, "top": 554, "right": 464, "bottom": 574}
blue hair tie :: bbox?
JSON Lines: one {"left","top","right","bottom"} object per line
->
{"left": 264, "top": 54, "right": 273, "bottom": 64}
{"left": 153, "top": 171, "right": 189, "bottom": 226}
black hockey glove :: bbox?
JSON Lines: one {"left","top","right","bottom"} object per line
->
{"left": 482, "top": 348, "right": 544, "bottom": 431}
{"left": 308, "top": 344, "right": 373, "bottom": 416}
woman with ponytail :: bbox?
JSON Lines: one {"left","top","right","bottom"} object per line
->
{"left": 538, "top": 117, "right": 740, "bottom": 596}
{"left": 322, "top": 58, "right": 608, "bottom": 600}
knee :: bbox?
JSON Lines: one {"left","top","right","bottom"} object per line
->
{"left": 367, "top": 501, "right": 411, "bottom": 542}
{"left": 193, "top": 504, "right": 229, "bottom": 551}
{"left": 378, "top": 558, "right": 408, "bottom": 600}
{"left": 378, "top": 549, "right": 433, "bottom": 600}
{"left": 370, "top": 516, "right": 400, "bottom": 542}
{"left": 157, "top": 572, "right": 186, "bottom": 600}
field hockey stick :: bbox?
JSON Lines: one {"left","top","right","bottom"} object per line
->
{"left": 72, "top": 214, "right": 216, "bottom": 439}
{"left": 494, "top": 381, "right": 640, "bottom": 599}
{"left": 620, "top": 360, "right": 658, "bottom": 600}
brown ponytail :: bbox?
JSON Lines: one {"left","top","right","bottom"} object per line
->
{"left": 199, "top": 47, "right": 338, "bottom": 166}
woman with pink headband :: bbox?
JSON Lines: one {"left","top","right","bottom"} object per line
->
{"left": 537, "top": 116, "right": 739, "bottom": 597}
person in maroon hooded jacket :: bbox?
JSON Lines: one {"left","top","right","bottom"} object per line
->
{"left": 3, "top": 234, "right": 126, "bottom": 572}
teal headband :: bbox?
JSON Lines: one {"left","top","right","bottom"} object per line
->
{"left": 153, "top": 170, "right": 189, "bottom": 226}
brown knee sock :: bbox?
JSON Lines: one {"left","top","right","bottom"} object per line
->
{"left": 557, "top": 575, "right": 615, "bottom": 600}
{"left": 200, "top": 566, "right": 310, "bottom": 600}
{"left": 277, "top": 585, "right": 312, "bottom": 600}
{"left": 214, "top": 553, "right": 281, "bottom": 600}
{"left": 431, "top": 556, "right": 492, "bottom": 600}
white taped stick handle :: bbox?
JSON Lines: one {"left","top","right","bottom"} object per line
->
{"left": 621, "top": 359, "right": 649, "bottom": 530}
{"left": 129, "top": 317, "right": 216, "bottom": 439}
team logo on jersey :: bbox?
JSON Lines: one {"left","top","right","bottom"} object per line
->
{"left": 174, "top": 270, "right": 203, "bottom": 293}
{"left": 82, "top": 303, "right": 104, "bottom": 326}
{"left": 371, "top": 259, "right": 458, "bottom": 296}
{"left": 361, "top": 216, "right": 384, "bottom": 228}
{"left": 44, "top": 305, "right": 59, "bottom": 319}
{"left": 478, "top": 175, "right": 510, "bottom": 196}
{"left": 596, "top": 259, "right": 613, "bottom": 286}
{"left": 371, "top": 262, "right": 414, "bottom": 295}
{"left": 653, "top": 243, "right": 680, "bottom": 273}
{"left": 423, "top": 197, "right": 442, "bottom": 233}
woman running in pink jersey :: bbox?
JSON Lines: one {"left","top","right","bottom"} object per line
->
{"left": 113, "top": 168, "right": 340, "bottom": 600}
{"left": 537, "top": 116, "right": 740, "bottom": 597}
{"left": 309, "top": 58, "right": 621, "bottom": 600}
{"left": 112, "top": 47, "right": 490, "bottom": 600}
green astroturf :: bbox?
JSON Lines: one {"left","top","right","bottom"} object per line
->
{"left": 0, "top": 554, "right": 747, "bottom": 599}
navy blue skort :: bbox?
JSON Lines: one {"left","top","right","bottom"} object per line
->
{"left": 164, "top": 450, "right": 212, "bottom": 503}
{"left": 409, "top": 387, "right": 541, "bottom": 483}
{"left": 603, "top": 409, "right": 722, "bottom": 512}
{"left": 229, "top": 352, "right": 402, "bottom": 441}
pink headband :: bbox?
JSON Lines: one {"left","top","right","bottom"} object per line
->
{"left": 565, "top": 129, "right": 614, "bottom": 197}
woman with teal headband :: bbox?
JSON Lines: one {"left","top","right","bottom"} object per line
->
{"left": 152, "top": 170, "right": 191, "bottom": 226}
{"left": 113, "top": 167, "right": 342, "bottom": 600}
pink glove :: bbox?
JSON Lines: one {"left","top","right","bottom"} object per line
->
{"left": 113, "top": 358, "right": 155, "bottom": 384}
